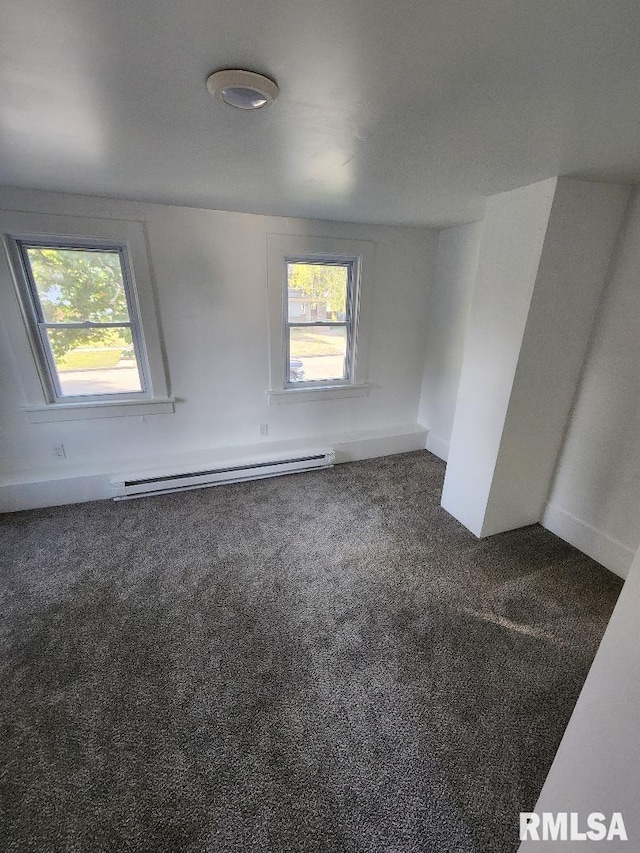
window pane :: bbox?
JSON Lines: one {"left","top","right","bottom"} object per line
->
{"left": 25, "top": 247, "right": 131, "bottom": 323}
{"left": 46, "top": 326, "right": 142, "bottom": 396}
{"left": 289, "top": 325, "right": 347, "bottom": 383}
{"left": 287, "top": 262, "right": 349, "bottom": 323}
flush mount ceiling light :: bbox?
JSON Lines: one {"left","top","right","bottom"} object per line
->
{"left": 206, "top": 69, "right": 279, "bottom": 110}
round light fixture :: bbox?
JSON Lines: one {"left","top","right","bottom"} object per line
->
{"left": 206, "top": 69, "right": 279, "bottom": 110}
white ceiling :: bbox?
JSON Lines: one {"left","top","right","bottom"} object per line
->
{"left": 2, "top": 0, "right": 640, "bottom": 226}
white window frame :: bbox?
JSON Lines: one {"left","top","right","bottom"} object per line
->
{"left": 284, "top": 255, "right": 357, "bottom": 390}
{"left": 9, "top": 236, "right": 151, "bottom": 404}
{"left": 266, "top": 233, "right": 374, "bottom": 405}
{"left": 0, "top": 212, "right": 173, "bottom": 422}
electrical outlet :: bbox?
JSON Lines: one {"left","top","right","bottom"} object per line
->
{"left": 52, "top": 444, "right": 66, "bottom": 459}
{"left": 259, "top": 423, "right": 269, "bottom": 437}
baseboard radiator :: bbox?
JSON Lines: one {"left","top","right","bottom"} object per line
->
{"left": 111, "top": 450, "right": 335, "bottom": 500}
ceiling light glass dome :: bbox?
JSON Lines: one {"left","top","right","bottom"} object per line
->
{"left": 206, "top": 70, "right": 279, "bottom": 111}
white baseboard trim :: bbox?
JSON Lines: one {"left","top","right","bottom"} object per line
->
{"left": 0, "top": 475, "right": 109, "bottom": 514}
{"left": 542, "top": 503, "right": 635, "bottom": 580}
{"left": 333, "top": 424, "right": 427, "bottom": 462}
{"left": 0, "top": 424, "right": 428, "bottom": 512}
{"left": 425, "top": 432, "right": 449, "bottom": 461}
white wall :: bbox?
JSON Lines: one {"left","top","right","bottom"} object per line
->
{"left": 412, "top": 176, "right": 639, "bottom": 578}
{"left": 544, "top": 188, "right": 640, "bottom": 579}
{"left": 441, "top": 178, "right": 628, "bottom": 538}
{"left": 518, "top": 541, "right": 640, "bottom": 851}
{"left": 417, "top": 221, "right": 483, "bottom": 461}
{"left": 0, "top": 187, "right": 437, "bottom": 508}
{"left": 481, "top": 179, "right": 629, "bottom": 536}
{"left": 441, "top": 179, "right": 557, "bottom": 535}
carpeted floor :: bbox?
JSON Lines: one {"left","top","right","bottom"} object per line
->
{"left": 0, "top": 451, "right": 622, "bottom": 852}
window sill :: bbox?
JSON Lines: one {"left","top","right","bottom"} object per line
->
{"left": 22, "top": 397, "right": 176, "bottom": 423}
{"left": 267, "top": 383, "right": 371, "bottom": 405}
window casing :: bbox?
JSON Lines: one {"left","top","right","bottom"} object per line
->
{"left": 10, "top": 237, "right": 149, "bottom": 403}
{"left": 0, "top": 211, "right": 173, "bottom": 422}
{"left": 266, "top": 233, "right": 374, "bottom": 404}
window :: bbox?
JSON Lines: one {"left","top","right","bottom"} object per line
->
{"left": 266, "top": 233, "right": 374, "bottom": 404}
{"left": 285, "top": 259, "right": 356, "bottom": 386}
{"left": 12, "top": 238, "right": 148, "bottom": 401}
{"left": 1, "top": 211, "right": 173, "bottom": 422}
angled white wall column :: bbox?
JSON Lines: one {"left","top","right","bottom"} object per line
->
{"left": 440, "top": 178, "right": 556, "bottom": 535}
{"left": 518, "top": 543, "right": 640, "bottom": 850}
{"left": 442, "top": 178, "right": 629, "bottom": 537}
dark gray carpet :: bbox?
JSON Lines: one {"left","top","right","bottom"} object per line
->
{"left": 0, "top": 451, "right": 622, "bottom": 853}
